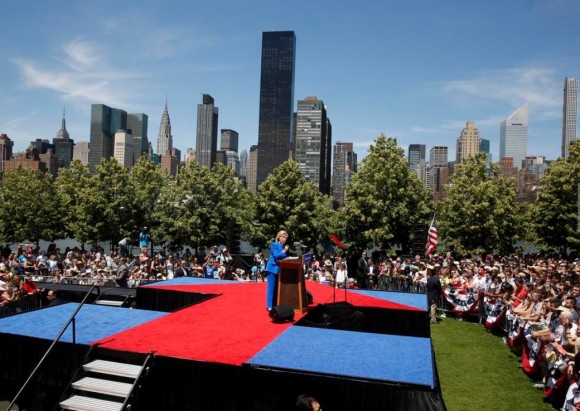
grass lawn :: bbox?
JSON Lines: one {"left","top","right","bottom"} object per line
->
{"left": 431, "top": 318, "right": 555, "bottom": 411}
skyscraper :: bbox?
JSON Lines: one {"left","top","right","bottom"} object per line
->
{"left": 408, "top": 144, "right": 425, "bottom": 172}
{"left": 332, "top": 142, "right": 357, "bottom": 209}
{"left": 0, "top": 134, "right": 14, "bottom": 174}
{"left": 72, "top": 142, "right": 89, "bottom": 165}
{"left": 239, "top": 149, "right": 248, "bottom": 179}
{"left": 196, "top": 94, "right": 219, "bottom": 168}
{"left": 429, "top": 146, "right": 448, "bottom": 168}
{"left": 480, "top": 138, "right": 492, "bottom": 168}
{"left": 295, "top": 96, "right": 331, "bottom": 193}
{"left": 157, "top": 103, "right": 173, "bottom": 155}
{"left": 456, "top": 121, "right": 481, "bottom": 163}
{"left": 500, "top": 104, "right": 528, "bottom": 169}
{"left": 427, "top": 146, "right": 448, "bottom": 195}
{"left": 221, "top": 129, "right": 239, "bottom": 153}
{"left": 89, "top": 104, "right": 127, "bottom": 174}
{"left": 255, "top": 31, "right": 296, "bottom": 190}
{"left": 562, "top": 78, "right": 578, "bottom": 159}
{"left": 113, "top": 130, "right": 134, "bottom": 169}
{"left": 247, "top": 145, "right": 259, "bottom": 194}
{"left": 53, "top": 109, "right": 75, "bottom": 169}
{"left": 127, "top": 113, "right": 148, "bottom": 164}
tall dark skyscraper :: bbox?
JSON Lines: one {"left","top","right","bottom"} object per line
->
{"left": 562, "top": 78, "right": 578, "bottom": 159}
{"left": 89, "top": 104, "right": 127, "bottom": 174}
{"left": 221, "top": 129, "right": 239, "bottom": 152}
{"left": 196, "top": 94, "right": 219, "bottom": 168}
{"left": 53, "top": 109, "right": 74, "bottom": 169}
{"left": 127, "top": 113, "right": 148, "bottom": 164}
{"left": 332, "top": 142, "right": 357, "bottom": 209}
{"left": 295, "top": 96, "right": 331, "bottom": 194}
{"left": 255, "top": 31, "right": 296, "bottom": 189}
{"left": 407, "top": 144, "right": 425, "bottom": 172}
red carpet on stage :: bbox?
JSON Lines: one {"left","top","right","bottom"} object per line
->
{"left": 93, "top": 281, "right": 422, "bottom": 365}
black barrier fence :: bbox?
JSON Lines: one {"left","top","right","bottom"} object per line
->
{"left": 375, "top": 276, "right": 508, "bottom": 330}
{"left": 0, "top": 292, "right": 42, "bottom": 318}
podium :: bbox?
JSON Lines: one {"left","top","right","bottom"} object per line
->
{"left": 277, "top": 256, "right": 308, "bottom": 315}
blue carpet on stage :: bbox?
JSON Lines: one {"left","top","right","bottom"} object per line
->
{"left": 351, "top": 290, "right": 428, "bottom": 311}
{"left": 247, "top": 326, "right": 435, "bottom": 388}
{"left": 0, "top": 303, "right": 167, "bottom": 345}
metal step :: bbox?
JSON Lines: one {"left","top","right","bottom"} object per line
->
{"left": 72, "top": 377, "right": 133, "bottom": 398}
{"left": 60, "top": 395, "right": 123, "bottom": 411}
{"left": 83, "top": 360, "right": 141, "bottom": 379}
{"left": 95, "top": 299, "right": 124, "bottom": 306}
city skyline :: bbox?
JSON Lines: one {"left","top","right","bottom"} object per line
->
{"left": 1, "top": 1, "right": 579, "bottom": 164}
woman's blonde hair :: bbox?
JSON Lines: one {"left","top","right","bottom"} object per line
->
{"left": 276, "top": 230, "right": 289, "bottom": 241}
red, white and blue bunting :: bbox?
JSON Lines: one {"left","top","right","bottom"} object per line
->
{"left": 442, "top": 288, "right": 482, "bottom": 316}
{"left": 521, "top": 323, "right": 546, "bottom": 376}
{"left": 484, "top": 297, "right": 506, "bottom": 330}
{"left": 505, "top": 310, "right": 523, "bottom": 347}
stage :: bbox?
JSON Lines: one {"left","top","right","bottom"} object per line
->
{"left": 0, "top": 278, "right": 446, "bottom": 410}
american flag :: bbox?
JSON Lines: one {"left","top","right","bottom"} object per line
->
{"left": 425, "top": 215, "right": 438, "bottom": 257}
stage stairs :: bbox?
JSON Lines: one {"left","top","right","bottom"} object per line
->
{"left": 58, "top": 349, "right": 155, "bottom": 411}
{"left": 94, "top": 294, "right": 131, "bottom": 307}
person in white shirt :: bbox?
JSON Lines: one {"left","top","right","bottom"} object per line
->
{"left": 335, "top": 262, "right": 348, "bottom": 288}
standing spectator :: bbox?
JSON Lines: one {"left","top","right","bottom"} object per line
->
{"left": 426, "top": 267, "right": 443, "bottom": 323}
{"left": 139, "top": 227, "right": 151, "bottom": 256}
{"left": 357, "top": 251, "right": 368, "bottom": 289}
{"left": 366, "top": 258, "right": 379, "bottom": 289}
{"left": 118, "top": 236, "right": 131, "bottom": 258}
{"left": 115, "top": 258, "right": 129, "bottom": 287}
{"left": 335, "top": 262, "right": 348, "bottom": 288}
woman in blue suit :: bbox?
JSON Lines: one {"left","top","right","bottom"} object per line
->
{"left": 265, "top": 230, "right": 289, "bottom": 310}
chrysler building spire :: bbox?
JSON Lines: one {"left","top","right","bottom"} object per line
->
{"left": 157, "top": 101, "right": 173, "bottom": 155}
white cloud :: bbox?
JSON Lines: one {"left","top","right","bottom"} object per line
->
{"left": 11, "top": 38, "right": 148, "bottom": 109}
{"left": 3, "top": 111, "right": 39, "bottom": 129}
{"left": 442, "top": 66, "right": 561, "bottom": 112}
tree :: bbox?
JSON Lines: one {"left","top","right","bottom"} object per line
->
{"left": 530, "top": 141, "right": 580, "bottom": 253}
{"left": 128, "top": 156, "right": 170, "bottom": 241}
{"left": 209, "top": 163, "right": 255, "bottom": 248}
{"left": 55, "top": 160, "right": 93, "bottom": 241}
{"left": 438, "top": 154, "right": 519, "bottom": 257}
{"left": 337, "top": 134, "right": 431, "bottom": 254}
{"left": 69, "top": 158, "right": 135, "bottom": 246}
{"left": 0, "top": 167, "right": 64, "bottom": 244}
{"left": 152, "top": 161, "right": 221, "bottom": 252}
{"left": 250, "top": 160, "right": 334, "bottom": 250}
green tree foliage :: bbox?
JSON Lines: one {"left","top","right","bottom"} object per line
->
{"left": 55, "top": 160, "right": 93, "bottom": 241}
{"left": 0, "top": 167, "right": 64, "bottom": 243}
{"left": 209, "top": 163, "right": 255, "bottom": 246}
{"left": 250, "top": 160, "right": 334, "bottom": 250}
{"left": 438, "top": 154, "right": 519, "bottom": 257}
{"left": 128, "top": 156, "right": 169, "bottom": 238}
{"left": 152, "top": 161, "right": 221, "bottom": 252}
{"left": 71, "top": 158, "right": 134, "bottom": 245}
{"left": 530, "top": 141, "right": 580, "bottom": 252}
{"left": 337, "top": 134, "right": 431, "bottom": 254}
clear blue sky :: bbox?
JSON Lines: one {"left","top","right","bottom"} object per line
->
{"left": 1, "top": 0, "right": 579, "bottom": 163}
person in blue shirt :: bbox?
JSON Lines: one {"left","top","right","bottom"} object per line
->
{"left": 139, "top": 227, "right": 150, "bottom": 256}
{"left": 265, "top": 230, "right": 289, "bottom": 310}
{"left": 203, "top": 259, "right": 219, "bottom": 279}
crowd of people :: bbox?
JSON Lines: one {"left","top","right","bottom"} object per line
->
{"left": 3, "top": 238, "right": 580, "bottom": 408}
{"left": 0, "top": 241, "right": 254, "bottom": 303}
